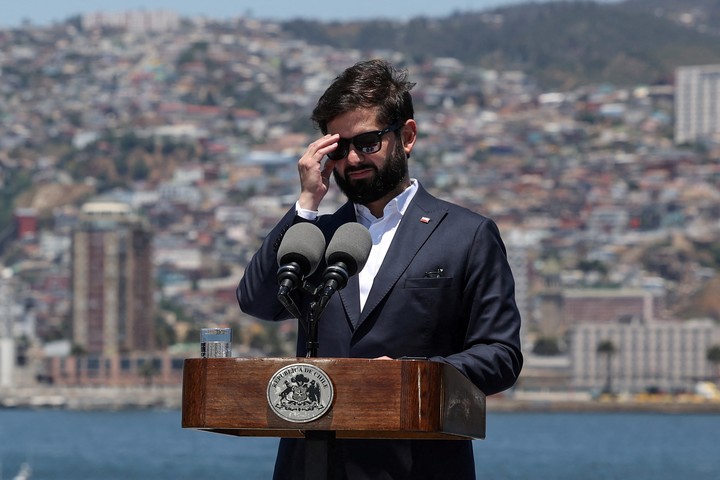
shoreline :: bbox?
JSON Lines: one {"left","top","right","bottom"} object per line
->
{"left": 0, "top": 385, "right": 183, "bottom": 410}
{"left": 2, "top": 385, "right": 720, "bottom": 413}
{"left": 487, "top": 397, "right": 720, "bottom": 414}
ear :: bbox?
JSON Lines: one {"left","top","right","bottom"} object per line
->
{"left": 401, "top": 119, "right": 417, "bottom": 156}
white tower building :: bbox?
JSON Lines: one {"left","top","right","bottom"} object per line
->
{"left": 675, "top": 64, "right": 720, "bottom": 144}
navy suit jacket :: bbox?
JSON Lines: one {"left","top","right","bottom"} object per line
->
{"left": 237, "top": 183, "right": 523, "bottom": 479}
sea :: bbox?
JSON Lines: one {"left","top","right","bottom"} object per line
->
{"left": 0, "top": 409, "right": 718, "bottom": 479}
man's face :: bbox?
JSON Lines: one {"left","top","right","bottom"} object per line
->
{"left": 327, "top": 109, "right": 408, "bottom": 205}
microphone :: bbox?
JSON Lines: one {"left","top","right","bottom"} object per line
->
{"left": 314, "top": 222, "right": 372, "bottom": 315}
{"left": 276, "top": 222, "right": 326, "bottom": 318}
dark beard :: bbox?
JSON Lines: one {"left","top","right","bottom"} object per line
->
{"left": 333, "top": 140, "right": 408, "bottom": 205}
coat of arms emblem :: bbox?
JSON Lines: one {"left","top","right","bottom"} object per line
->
{"left": 267, "top": 363, "right": 334, "bottom": 423}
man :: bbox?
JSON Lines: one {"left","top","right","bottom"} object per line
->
{"left": 237, "top": 59, "right": 523, "bottom": 480}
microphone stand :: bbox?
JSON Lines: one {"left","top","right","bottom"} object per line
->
{"left": 277, "top": 279, "right": 322, "bottom": 354}
{"left": 277, "top": 281, "right": 334, "bottom": 477}
{"left": 306, "top": 261, "right": 349, "bottom": 358}
{"left": 279, "top": 269, "right": 345, "bottom": 358}
{"left": 306, "top": 300, "right": 320, "bottom": 358}
{"left": 303, "top": 290, "right": 335, "bottom": 479}
{"left": 286, "top": 278, "right": 334, "bottom": 359}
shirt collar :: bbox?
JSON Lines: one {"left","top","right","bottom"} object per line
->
{"left": 355, "top": 179, "right": 418, "bottom": 225}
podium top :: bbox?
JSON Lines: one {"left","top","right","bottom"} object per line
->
{"left": 182, "top": 357, "right": 486, "bottom": 440}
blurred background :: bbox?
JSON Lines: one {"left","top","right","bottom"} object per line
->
{"left": 1, "top": 0, "right": 720, "bottom": 423}
{"left": 4, "top": 1, "right": 720, "bottom": 478}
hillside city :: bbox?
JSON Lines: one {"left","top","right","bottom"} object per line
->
{"left": 1, "top": 10, "right": 720, "bottom": 407}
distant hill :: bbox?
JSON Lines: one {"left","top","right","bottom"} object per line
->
{"left": 280, "top": 0, "right": 720, "bottom": 89}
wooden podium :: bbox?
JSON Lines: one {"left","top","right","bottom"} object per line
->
{"left": 182, "top": 357, "right": 485, "bottom": 440}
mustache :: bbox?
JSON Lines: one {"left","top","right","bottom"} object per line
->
{"left": 342, "top": 164, "right": 377, "bottom": 175}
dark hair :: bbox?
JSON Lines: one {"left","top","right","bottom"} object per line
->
{"left": 311, "top": 59, "right": 415, "bottom": 134}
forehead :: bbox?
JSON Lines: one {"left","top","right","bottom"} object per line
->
{"left": 327, "top": 108, "right": 381, "bottom": 137}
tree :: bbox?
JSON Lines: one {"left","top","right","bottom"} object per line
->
{"left": 597, "top": 339, "right": 617, "bottom": 395}
{"left": 138, "top": 360, "right": 159, "bottom": 386}
{"left": 71, "top": 344, "right": 87, "bottom": 356}
{"left": 707, "top": 345, "right": 720, "bottom": 383}
{"left": 532, "top": 336, "right": 562, "bottom": 356}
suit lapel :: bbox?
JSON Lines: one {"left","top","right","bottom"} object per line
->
{"left": 323, "top": 202, "right": 363, "bottom": 329}
{"left": 339, "top": 274, "right": 361, "bottom": 329}
{"left": 357, "top": 188, "right": 448, "bottom": 327}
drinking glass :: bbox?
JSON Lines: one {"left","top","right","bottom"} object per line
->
{"left": 200, "top": 327, "right": 232, "bottom": 358}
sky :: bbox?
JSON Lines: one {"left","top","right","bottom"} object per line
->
{"left": 1, "top": 0, "right": 616, "bottom": 28}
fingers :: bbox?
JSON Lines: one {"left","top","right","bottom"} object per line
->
{"left": 297, "top": 134, "right": 339, "bottom": 211}
{"left": 306, "top": 134, "right": 339, "bottom": 164}
{"left": 302, "top": 134, "right": 339, "bottom": 168}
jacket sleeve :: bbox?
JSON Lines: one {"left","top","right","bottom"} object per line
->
{"left": 236, "top": 207, "right": 302, "bottom": 321}
{"left": 431, "top": 217, "right": 523, "bottom": 396}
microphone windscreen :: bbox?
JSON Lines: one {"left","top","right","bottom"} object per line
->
{"left": 277, "top": 222, "right": 326, "bottom": 276}
{"left": 325, "top": 222, "right": 372, "bottom": 276}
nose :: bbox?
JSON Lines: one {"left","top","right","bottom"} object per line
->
{"left": 344, "top": 144, "right": 364, "bottom": 165}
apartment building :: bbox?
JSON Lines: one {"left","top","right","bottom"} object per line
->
{"left": 569, "top": 319, "right": 719, "bottom": 393}
{"left": 72, "top": 201, "right": 154, "bottom": 356}
{"left": 675, "top": 64, "right": 720, "bottom": 144}
{"left": 537, "top": 287, "right": 665, "bottom": 337}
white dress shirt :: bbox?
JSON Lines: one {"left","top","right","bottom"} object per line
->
{"left": 296, "top": 180, "right": 418, "bottom": 311}
{"left": 354, "top": 181, "right": 418, "bottom": 310}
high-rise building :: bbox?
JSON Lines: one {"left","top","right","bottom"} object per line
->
{"left": 72, "top": 201, "right": 154, "bottom": 356}
{"left": 81, "top": 10, "right": 180, "bottom": 32}
{"left": 675, "top": 64, "right": 720, "bottom": 144}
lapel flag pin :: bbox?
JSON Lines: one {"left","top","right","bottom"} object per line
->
{"left": 420, "top": 217, "right": 430, "bottom": 223}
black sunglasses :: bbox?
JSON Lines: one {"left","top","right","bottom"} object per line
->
{"left": 326, "top": 121, "right": 404, "bottom": 161}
